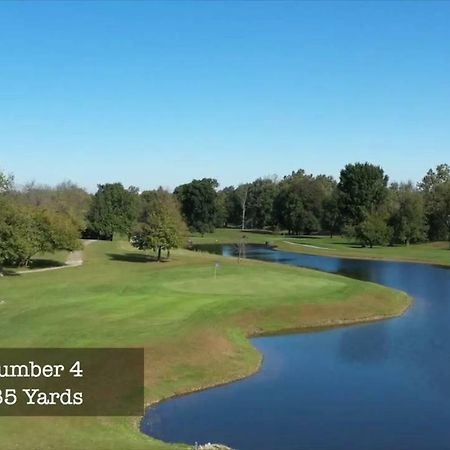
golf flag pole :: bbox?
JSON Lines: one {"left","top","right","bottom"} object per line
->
{"left": 214, "top": 262, "right": 220, "bottom": 279}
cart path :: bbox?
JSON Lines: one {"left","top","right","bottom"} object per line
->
{"left": 16, "top": 240, "right": 96, "bottom": 274}
{"left": 282, "top": 240, "right": 330, "bottom": 250}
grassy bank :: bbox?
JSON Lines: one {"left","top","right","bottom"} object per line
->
{"left": 0, "top": 240, "right": 410, "bottom": 449}
{"left": 191, "top": 228, "right": 450, "bottom": 267}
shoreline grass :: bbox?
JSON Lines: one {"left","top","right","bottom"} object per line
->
{"left": 0, "top": 240, "right": 410, "bottom": 449}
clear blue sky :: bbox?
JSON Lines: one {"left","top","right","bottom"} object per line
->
{"left": 1, "top": 1, "right": 449, "bottom": 192}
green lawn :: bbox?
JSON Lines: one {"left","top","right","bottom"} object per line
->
{"left": 191, "top": 228, "right": 450, "bottom": 267}
{"left": 0, "top": 240, "right": 410, "bottom": 449}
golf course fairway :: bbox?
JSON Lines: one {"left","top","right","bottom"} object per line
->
{"left": 0, "top": 240, "right": 410, "bottom": 449}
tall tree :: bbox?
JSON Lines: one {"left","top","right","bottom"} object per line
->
{"left": 322, "top": 189, "right": 341, "bottom": 238}
{"left": 0, "top": 202, "right": 80, "bottom": 267}
{"left": 419, "top": 164, "right": 450, "bottom": 241}
{"left": 354, "top": 212, "right": 392, "bottom": 248}
{"left": 132, "top": 188, "right": 187, "bottom": 261}
{"left": 17, "top": 181, "right": 91, "bottom": 232}
{"left": 273, "top": 170, "right": 330, "bottom": 234}
{"left": 273, "top": 173, "right": 306, "bottom": 234}
{"left": 220, "top": 186, "right": 242, "bottom": 227}
{"left": 388, "top": 183, "right": 427, "bottom": 245}
{"left": 87, "top": 183, "right": 139, "bottom": 240}
{"left": 246, "top": 178, "right": 277, "bottom": 229}
{"left": 338, "top": 162, "right": 389, "bottom": 227}
{"left": 235, "top": 184, "right": 249, "bottom": 230}
{"left": 174, "top": 178, "right": 218, "bottom": 233}
{"left": 214, "top": 189, "right": 228, "bottom": 228}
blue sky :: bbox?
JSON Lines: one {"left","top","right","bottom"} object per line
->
{"left": 1, "top": 1, "right": 449, "bottom": 192}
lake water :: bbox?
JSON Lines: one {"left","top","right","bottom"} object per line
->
{"left": 141, "top": 245, "right": 450, "bottom": 450}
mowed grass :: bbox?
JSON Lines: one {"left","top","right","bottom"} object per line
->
{"left": 191, "top": 228, "right": 450, "bottom": 267}
{"left": 0, "top": 240, "right": 410, "bottom": 450}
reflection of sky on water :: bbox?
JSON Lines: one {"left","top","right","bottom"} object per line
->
{"left": 338, "top": 322, "right": 389, "bottom": 365}
{"left": 143, "top": 245, "right": 450, "bottom": 450}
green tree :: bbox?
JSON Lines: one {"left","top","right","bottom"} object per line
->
{"left": 0, "top": 201, "right": 34, "bottom": 267}
{"left": 16, "top": 181, "right": 91, "bottom": 232}
{"left": 214, "top": 189, "right": 228, "bottom": 228}
{"left": 0, "top": 202, "right": 80, "bottom": 267}
{"left": 322, "top": 189, "right": 341, "bottom": 238}
{"left": 273, "top": 176, "right": 305, "bottom": 234}
{"left": 174, "top": 178, "right": 218, "bottom": 233}
{"left": 87, "top": 183, "right": 139, "bottom": 239}
{"left": 388, "top": 183, "right": 427, "bottom": 245}
{"left": 419, "top": 164, "right": 450, "bottom": 241}
{"left": 246, "top": 178, "right": 277, "bottom": 229}
{"left": 132, "top": 189, "right": 187, "bottom": 261}
{"left": 354, "top": 212, "right": 392, "bottom": 248}
{"left": 307, "top": 174, "right": 336, "bottom": 234}
{"left": 338, "top": 162, "right": 389, "bottom": 226}
{"left": 273, "top": 170, "right": 329, "bottom": 234}
{"left": 220, "top": 186, "right": 242, "bottom": 227}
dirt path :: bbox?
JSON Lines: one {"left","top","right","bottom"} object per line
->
{"left": 16, "top": 240, "right": 96, "bottom": 274}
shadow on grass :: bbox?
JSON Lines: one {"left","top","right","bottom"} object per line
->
{"left": 1, "top": 258, "right": 65, "bottom": 276}
{"left": 29, "top": 259, "right": 66, "bottom": 269}
{"left": 107, "top": 253, "right": 170, "bottom": 263}
{"left": 242, "top": 229, "right": 274, "bottom": 235}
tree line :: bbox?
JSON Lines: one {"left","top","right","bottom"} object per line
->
{"left": 0, "top": 176, "right": 89, "bottom": 268}
{"left": 174, "top": 162, "right": 450, "bottom": 248}
{"left": 1, "top": 161, "right": 449, "bottom": 268}
{"left": 0, "top": 175, "right": 187, "bottom": 266}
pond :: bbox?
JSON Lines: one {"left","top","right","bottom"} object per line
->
{"left": 141, "top": 245, "right": 450, "bottom": 450}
